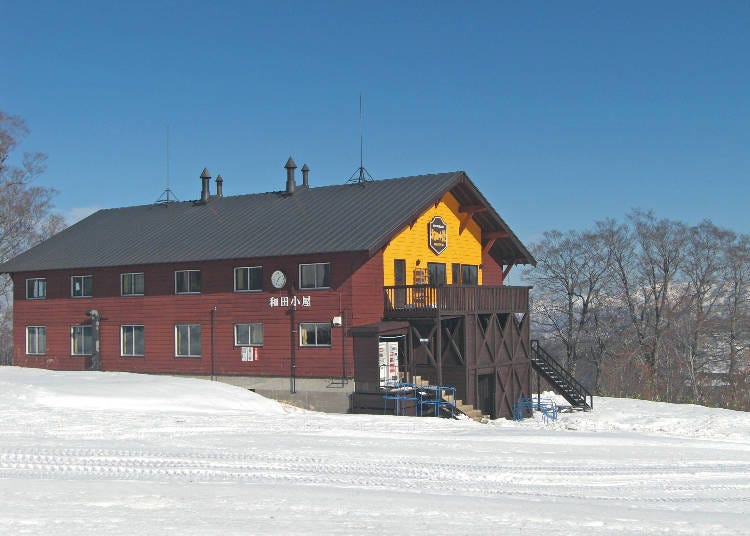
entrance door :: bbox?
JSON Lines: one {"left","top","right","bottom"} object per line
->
{"left": 477, "top": 373, "right": 496, "bottom": 419}
{"left": 394, "top": 259, "right": 406, "bottom": 308}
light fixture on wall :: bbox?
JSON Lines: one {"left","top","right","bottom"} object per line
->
{"left": 416, "top": 259, "right": 421, "bottom": 266}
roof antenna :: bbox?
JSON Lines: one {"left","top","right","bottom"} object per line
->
{"left": 347, "top": 92, "right": 374, "bottom": 184}
{"left": 156, "top": 125, "right": 180, "bottom": 204}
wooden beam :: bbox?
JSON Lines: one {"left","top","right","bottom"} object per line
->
{"left": 458, "top": 205, "right": 487, "bottom": 235}
{"left": 458, "top": 204, "right": 486, "bottom": 214}
{"left": 459, "top": 213, "right": 472, "bottom": 235}
{"left": 484, "top": 231, "right": 509, "bottom": 240}
{"left": 482, "top": 231, "right": 508, "bottom": 253}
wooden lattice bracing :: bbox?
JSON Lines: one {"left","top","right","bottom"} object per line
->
{"left": 402, "top": 310, "right": 531, "bottom": 419}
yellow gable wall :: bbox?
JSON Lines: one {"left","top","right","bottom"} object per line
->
{"left": 383, "top": 192, "right": 483, "bottom": 285}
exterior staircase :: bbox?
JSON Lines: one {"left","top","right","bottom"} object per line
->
{"left": 530, "top": 340, "right": 593, "bottom": 411}
{"left": 412, "top": 375, "right": 489, "bottom": 423}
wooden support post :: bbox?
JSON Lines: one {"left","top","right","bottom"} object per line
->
{"left": 501, "top": 263, "right": 513, "bottom": 284}
{"left": 436, "top": 312, "right": 442, "bottom": 387}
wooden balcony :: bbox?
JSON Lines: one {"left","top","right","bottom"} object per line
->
{"left": 383, "top": 285, "right": 530, "bottom": 318}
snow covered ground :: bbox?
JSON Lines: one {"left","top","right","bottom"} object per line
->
{"left": 1, "top": 367, "right": 749, "bottom": 535}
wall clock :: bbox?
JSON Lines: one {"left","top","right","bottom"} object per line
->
{"left": 271, "top": 270, "right": 287, "bottom": 289}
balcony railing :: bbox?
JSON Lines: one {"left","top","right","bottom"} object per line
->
{"left": 384, "top": 285, "right": 529, "bottom": 315}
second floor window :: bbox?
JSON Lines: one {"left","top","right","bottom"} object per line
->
{"left": 427, "top": 263, "right": 446, "bottom": 286}
{"left": 71, "top": 325, "right": 93, "bottom": 355}
{"left": 26, "top": 278, "right": 46, "bottom": 299}
{"left": 234, "top": 266, "right": 262, "bottom": 292}
{"left": 175, "top": 270, "right": 201, "bottom": 294}
{"left": 461, "top": 264, "right": 479, "bottom": 285}
{"left": 71, "top": 275, "right": 93, "bottom": 297}
{"left": 121, "top": 273, "right": 144, "bottom": 296}
{"left": 299, "top": 263, "right": 330, "bottom": 289}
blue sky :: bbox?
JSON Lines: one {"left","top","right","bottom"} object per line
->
{"left": 2, "top": 1, "right": 748, "bottom": 245}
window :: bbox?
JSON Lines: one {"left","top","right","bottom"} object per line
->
{"left": 234, "top": 323, "right": 263, "bottom": 346}
{"left": 299, "top": 263, "right": 330, "bottom": 289}
{"left": 71, "top": 275, "right": 93, "bottom": 297}
{"left": 26, "top": 278, "right": 46, "bottom": 299}
{"left": 461, "top": 264, "right": 479, "bottom": 285}
{"left": 26, "top": 326, "right": 46, "bottom": 355}
{"left": 71, "top": 325, "right": 93, "bottom": 355}
{"left": 234, "top": 266, "right": 262, "bottom": 292}
{"left": 121, "top": 325, "right": 144, "bottom": 357}
{"left": 175, "top": 324, "right": 201, "bottom": 357}
{"left": 175, "top": 270, "right": 201, "bottom": 294}
{"left": 299, "top": 322, "right": 332, "bottom": 347}
{"left": 427, "top": 263, "right": 446, "bottom": 286}
{"left": 451, "top": 263, "right": 460, "bottom": 285}
{"left": 121, "top": 272, "right": 144, "bottom": 296}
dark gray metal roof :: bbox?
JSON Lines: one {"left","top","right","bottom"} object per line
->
{"left": 0, "top": 171, "right": 535, "bottom": 273}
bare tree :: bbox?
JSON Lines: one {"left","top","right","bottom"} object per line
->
{"left": 721, "top": 233, "right": 750, "bottom": 407}
{"left": 526, "top": 228, "right": 612, "bottom": 379}
{"left": 0, "top": 111, "right": 65, "bottom": 363}
{"left": 676, "top": 221, "right": 733, "bottom": 402}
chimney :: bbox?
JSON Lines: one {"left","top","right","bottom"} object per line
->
{"left": 200, "top": 167, "right": 211, "bottom": 203}
{"left": 301, "top": 164, "right": 309, "bottom": 188}
{"left": 284, "top": 156, "right": 297, "bottom": 194}
{"left": 215, "top": 174, "right": 223, "bottom": 197}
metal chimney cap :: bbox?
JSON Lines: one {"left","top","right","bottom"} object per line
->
{"left": 200, "top": 167, "right": 211, "bottom": 179}
{"left": 301, "top": 164, "right": 309, "bottom": 171}
{"left": 215, "top": 174, "right": 223, "bottom": 183}
{"left": 284, "top": 156, "right": 297, "bottom": 169}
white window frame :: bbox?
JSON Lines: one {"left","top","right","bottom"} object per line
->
{"left": 175, "top": 324, "right": 201, "bottom": 358}
{"left": 299, "top": 262, "right": 331, "bottom": 290}
{"left": 234, "top": 323, "right": 263, "bottom": 347}
{"left": 175, "top": 270, "right": 201, "bottom": 294}
{"left": 71, "top": 325, "right": 93, "bottom": 355}
{"left": 26, "top": 326, "right": 46, "bottom": 355}
{"left": 299, "top": 322, "right": 332, "bottom": 347}
{"left": 234, "top": 266, "right": 263, "bottom": 292}
{"left": 120, "top": 272, "right": 144, "bottom": 296}
{"left": 25, "top": 278, "right": 47, "bottom": 300}
{"left": 71, "top": 275, "right": 93, "bottom": 298}
{"left": 120, "top": 325, "right": 145, "bottom": 357}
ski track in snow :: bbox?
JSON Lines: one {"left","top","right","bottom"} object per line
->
{"left": 1, "top": 368, "right": 750, "bottom": 535}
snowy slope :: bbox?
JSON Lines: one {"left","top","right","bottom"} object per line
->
{"left": 1, "top": 367, "right": 749, "bottom": 535}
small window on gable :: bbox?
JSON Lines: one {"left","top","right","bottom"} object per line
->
{"left": 299, "top": 322, "right": 332, "bottom": 347}
{"left": 26, "top": 278, "right": 46, "bottom": 299}
{"left": 299, "top": 263, "right": 330, "bottom": 289}
{"left": 71, "top": 275, "right": 93, "bottom": 298}
{"left": 26, "top": 326, "right": 46, "bottom": 355}
{"left": 175, "top": 270, "right": 201, "bottom": 294}
{"left": 121, "top": 272, "right": 144, "bottom": 296}
{"left": 234, "top": 323, "right": 263, "bottom": 346}
{"left": 234, "top": 267, "right": 262, "bottom": 292}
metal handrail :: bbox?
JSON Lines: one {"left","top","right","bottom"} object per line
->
{"left": 530, "top": 340, "right": 593, "bottom": 410}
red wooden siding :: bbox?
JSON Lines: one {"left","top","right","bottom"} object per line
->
{"left": 481, "top": 250, "right": 504, "bottom": 285}
{"left": 12, "top": 251, "right": 384, "bottom": 378}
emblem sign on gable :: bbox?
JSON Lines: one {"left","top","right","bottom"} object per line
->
{"left": 428, "top": 216, "right": 448, "bottom": 255}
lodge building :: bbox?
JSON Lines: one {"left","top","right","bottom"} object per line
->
{"left": 1, "top": 161, "right": 537, "bottom": 418}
